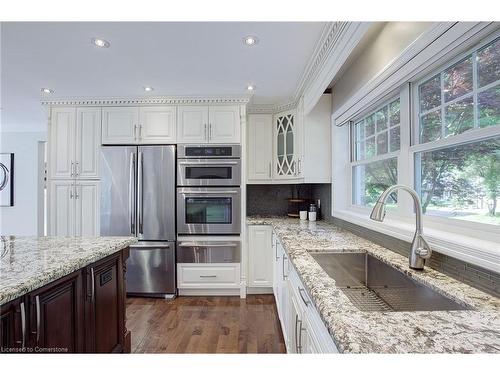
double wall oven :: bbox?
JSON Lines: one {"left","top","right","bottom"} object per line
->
{"left": 176, "top": 145, "right": 241, "bottom": 267}
{"left": 176, "top": 145, "right": 241, "bottom": 235}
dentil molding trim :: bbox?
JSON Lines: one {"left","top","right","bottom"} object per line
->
{"left": 41, "top": 95, "right": 251, "bottom": 106}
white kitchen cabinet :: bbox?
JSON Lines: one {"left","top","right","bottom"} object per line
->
{"left": 101, "top": 107, "right": 139, "bottom": 144}
{"left": 177, "top": 106, "right": 209, "bottom": 143}
{"left": 246, "top": 94, "right": 331, "bottom": 184}
{"left": 274, "top": 110, "right": 301, "bottom": 179}
{"left": 247, "top": 114, "right": 273, "bottom": 181}
{"left": 177, "top": 263, "right": 240, "bottom": 289}
{"left": 76, "top": 107, "right": 101, "bottom": 179}
{"left": 274, "top": 239, "right": 290, "bottom": 349}
{"left": 48, "top": 180, "right": 99, "bottom": 236}
{"left": 177, "top": 105, "right": 240, "bottom": 144}
{"left": 74, "top": 181, "right": 100, "bottom": 236}
{"left": 138, "top": 106, "right": 176, "bottom": 144}
{"left": 247, "top": 225, "right": 273, "bottom": 288}
{"left": 49, "top": 107, "right": 75, "bottom": 179}
{"left": 49, "top": 107, "right": 101, "bottom": 180}
{"left": 48, "top": 180, "right": 75, "bottom": 236}
{"left": 208, "top": 105, "right": 240, "bottom": 143}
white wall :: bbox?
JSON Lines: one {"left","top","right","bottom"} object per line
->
{"left": 0, "top": 131, "right": 47, "bottom": 235}
{"left": 332, "top": 22, "right": 432, "bottom": 113}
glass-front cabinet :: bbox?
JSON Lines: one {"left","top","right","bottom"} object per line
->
{"left": 274, "top": 111, "right": 301, "bottom": 179}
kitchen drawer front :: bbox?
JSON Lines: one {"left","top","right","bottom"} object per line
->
{"left": 177, "top": 263, "right": 240, "bottom": 288}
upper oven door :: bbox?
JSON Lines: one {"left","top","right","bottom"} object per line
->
{"left": 177, "top": 159, "right": 241, "bottom": 186}
{"left": 177, "top": 187, "right": 241, "bottom": 234}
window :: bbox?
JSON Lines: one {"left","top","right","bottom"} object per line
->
{"left": 415, "top": 36, "right": 500, "bottom": 226}
{"left": 352, "top": 99, "right": 400, "bottom": 207}
{"left": 417, "top": 37, "right": 500, "bottom": 143}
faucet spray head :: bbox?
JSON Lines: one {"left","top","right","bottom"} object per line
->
{"left": 370, "top": 201, "right": 386, "bottom": 222}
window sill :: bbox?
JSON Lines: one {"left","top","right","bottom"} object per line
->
{"left": 333, "top": 209, "right": 500, "bottom": 273}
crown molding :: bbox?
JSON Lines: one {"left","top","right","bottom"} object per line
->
{"left": 41, "top": 95, "right": 251, "bottom": 106}
{"left": 248, "top": 22, "right": 371, "bottom": 116}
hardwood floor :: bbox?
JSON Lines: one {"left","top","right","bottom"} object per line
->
{"left": 126, "top": 295, "right": 286, "bottom": 353}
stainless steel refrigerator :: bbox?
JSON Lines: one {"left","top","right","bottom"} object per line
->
{"left": 100, "top": 145, "right": 176, "bottom": 298}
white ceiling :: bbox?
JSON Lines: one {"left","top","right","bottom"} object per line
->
{"left": 0, "top": 22, "right": 326, "bottom": 132}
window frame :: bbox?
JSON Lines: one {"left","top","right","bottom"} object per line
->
{"left": 350, "top": 95, "right": 402, "bottom": 209}
{"left": 410, "top": 31, "right": 500, "bottom": 232}
{"left": 412, "top": 31, "right": 500, "bottom": 146}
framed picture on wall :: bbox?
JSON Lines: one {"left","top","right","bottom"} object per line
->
{"left": 0, "top": 153, "right": 14, "bottom": 207}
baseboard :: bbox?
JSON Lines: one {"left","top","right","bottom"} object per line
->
{"left": 246, "top": 287, "right": 273, "bottom": 295}
{"left": 178, "top": 288, "right": 241, "bottom": 296}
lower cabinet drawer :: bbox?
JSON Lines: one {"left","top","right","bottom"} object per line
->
{"left": 177, "top": 263, "right": 240, "bottom": 288}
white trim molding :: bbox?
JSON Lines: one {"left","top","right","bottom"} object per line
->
{"left": 247, "top": 22, "right": 372, "bottom": 115}
{"left": 41, "top": 95, "right": 251, "bottom": 107}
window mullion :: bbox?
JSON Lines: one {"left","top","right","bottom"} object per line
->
{"left": 472, "top": 51, "right": 479, "bottom": 129}
{"left": 440, "top": 71, "right": 446, "bottom": 139}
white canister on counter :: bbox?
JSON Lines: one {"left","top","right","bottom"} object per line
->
{"left": 299, "top": 211, "right": 308, "bottom": 220}
{"left": 308, "top": 211, "right": 317, "bottom": 222}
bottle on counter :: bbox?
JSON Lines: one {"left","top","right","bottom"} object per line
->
{"left": 308, "top": 204, "right": 317, "bottom": 222}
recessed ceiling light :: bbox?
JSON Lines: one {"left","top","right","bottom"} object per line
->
{"left": 92, "top": 38, "right": 110, "bottom": 48}
{"left": 41, "top": 88, "right": 53, "bottom": 94}
{"left": 246, "top": 85, "right": 256, "bottom": 91}
{"left": 144, "top": 86, "right": 154, "bottom": 92}
{"left": 243, "top": 36, "right": 259, "bottom": 46}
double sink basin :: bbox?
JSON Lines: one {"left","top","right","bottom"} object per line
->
{"left": 311, "top": 252, "right": 472, "bottom": 312}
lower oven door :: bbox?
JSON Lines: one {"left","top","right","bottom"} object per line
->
{"left": 177, "top": 241, "right": 240, "bottom": 263}
{"left": 177, "top": 187, "right": 241, "bottom": 234}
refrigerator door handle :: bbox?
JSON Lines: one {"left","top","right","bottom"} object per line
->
{"left": 129, "top": 152, "right": 136, "bottom": 235}
{"left": 138, "top": 151, "right": 144, "bottom": 235}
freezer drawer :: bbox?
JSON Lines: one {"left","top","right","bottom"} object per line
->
{"left": 126, "top": 241, "right": 176, "bottom": 297}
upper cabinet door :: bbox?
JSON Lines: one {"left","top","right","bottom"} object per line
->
{"left": 75, "top": 107, "right": 101, "bottom": 179}
{"left": 74, "top": 181, "right": 100, "bottom": 236}
{"left": 101, "top": 107, "right": 139, "bottom": 144}
{"left": 139, "top": 106, "right": 176, "bottom": 144}
{"left": 48, "top": 180, "right": 75, "bottom": 236}
{"left": 49, "top": 107, "right": 76, "bottom": 179}
{"left": 247, "top": 114, "right": 273, "bottom": 180}
{"left": 209, "top": 106, "right": 240, "bottom": 143}
{"left": 177, "top": 106, "right": 209, "bottom": 143}
{"left": 274, "top": 112, "right": 298, "bottom": 179}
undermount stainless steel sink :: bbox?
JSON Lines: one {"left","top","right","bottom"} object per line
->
{"left": 311, "top": 252, "right": 472, "bottom": 312}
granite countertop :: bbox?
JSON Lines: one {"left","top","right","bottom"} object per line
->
{"left": 0, "top": 236, "right": 137, "bottom": 305}
{"left": 247, "top": 215, "right": 500, "bottom": 353}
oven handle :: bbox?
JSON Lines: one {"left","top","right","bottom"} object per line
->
{"left": 179, "top": 242, "right": 238, "bottom": 248}
{"left": 179, "top": 190, "right": 240, "bottom": 195}
{"left": 178, "top": 161, "right": 239, "bottom": 165}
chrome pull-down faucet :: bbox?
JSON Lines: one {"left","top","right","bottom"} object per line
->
{"left": 369, "top": 184, "right": 432, "bottom": 270}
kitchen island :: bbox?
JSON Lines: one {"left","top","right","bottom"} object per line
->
{"left": 247, "top": 216, "right": 500, "bottom": 353}
{"left": 0, "top": 236, "right": 137, "bottom": 353}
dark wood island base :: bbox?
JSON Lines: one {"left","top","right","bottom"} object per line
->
{"left": 1, "top": 248, "right": 131, "bottom": 354}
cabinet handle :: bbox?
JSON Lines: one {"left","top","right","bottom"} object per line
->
{"left": 134, "top": 124, "right": 138, "bottom": 140}
{"left": 70, "top": 161, "right": 74, "bottom": 177}
{"left": 298, "top": 287, "right": 310, "bottom": 306}
{"left": 204, "top": 123, "right": 207, "bottom": 140}
{"left": 75, "top": 161, "right": 79, "bottom": 177}
{"left": 139, "top": 124, "right": 143, "bottom": 139}
{"left": 297, "top": 317, "right": 304, "bottom": 353}
{"left": 69, "top": 187, "right": 73, "bottom": 199}
{"left": 91, "top": 268, "right": 95, "bottom": 302}
{"left": 209, "top": 123, "right": 212, "bottom": 141}
{"left": 199, "top": 275, "right": 217, "bottom": 278}
{"left": 20, "top": 302, "right": 26, "bottom": 349}
{"left": 282, "top": 255, "right": 288, "bottom": 281}
{"left": 74, "top": 185, "right": 79, "bottom": 200}
{"left": 35, "top": 295, "right": 40, "bottom": 345}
